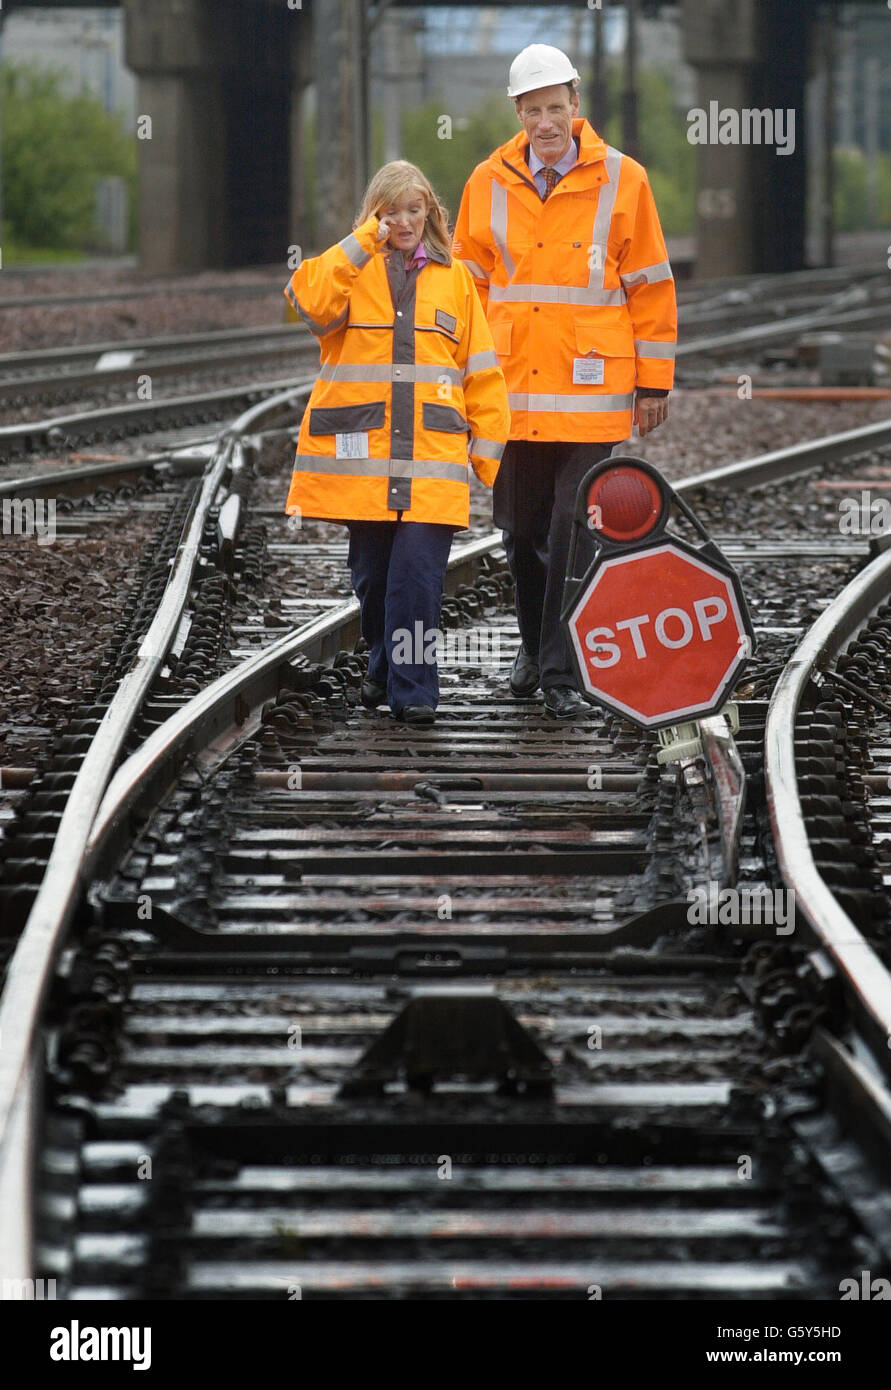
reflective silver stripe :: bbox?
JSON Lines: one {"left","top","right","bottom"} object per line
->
{"left": 339, "top": 232, "right": 371, "bottom": 268}
{"left": 345, "top": 321, "right": 394, "bottom": 330}
{"left": 461, "top": 258, "right": 490, "bottom": 281}
{"left": 317, "top": 363, "right": 462, "bottom": 385}
{"left": 508, "top": 392, "right": 634, "bottom": 413}
{"left": 464, "top": 349, "right": 499, "bottom": 375}
{"left": 621, "top": 259, "right": 673, "bottom": 288}
{"left": 488, "top": 283, "right": 626, "bottom": 306}
{"left": 289, "top": 280, "right": 350, "bottom": 334}
{"left": 291, "top": 454, "right": 469, "bottom": 483}
{"left": 490, "top": 181, "right": 516, "bottom": 280}
{"left": 588, "top": 145, "right": 623, "bottom": 291}
{"left": 293, "top": 303, "right": 346, "bottom": 337}
{"left": 469, "top": 437, "right": 505, "bottom": 460}
{"left": 634, "top": 339, "right": 676, "bottom": 360}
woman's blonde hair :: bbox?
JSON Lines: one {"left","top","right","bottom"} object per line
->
{"left": 356, "top": 160, "right": 452, "bottom": 264}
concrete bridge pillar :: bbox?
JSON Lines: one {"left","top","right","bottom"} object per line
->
{"left": 124, "top": 0, "right": 293, "bottom": 273}
{"left": 681, "top": 0, "right": 810, "bottom": 277}
{"left": 311, "top": 0, "right": 366, "bottom": 250}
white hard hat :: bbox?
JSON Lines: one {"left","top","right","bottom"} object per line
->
{"left": 507, "top": 44, "right": 580, "bottom": 100}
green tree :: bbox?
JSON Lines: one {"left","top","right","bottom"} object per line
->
{"left": 1, "top": 61, "right": 137, "bottom": 254}
{"left": 400, "top": 68, "right": 694, "bottom": 238}
{"left": 833, "top": 147, "right": 891, "bottom": 232}
{"left": 602, "top": 65, "right": 696, "bottom": 237}
{"left": 400, "top": 97, "right": 518, "bottom": 226}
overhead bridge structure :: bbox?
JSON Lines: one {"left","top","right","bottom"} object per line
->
{"left": 2, "top": 0, "right": 881, "bottom": 277}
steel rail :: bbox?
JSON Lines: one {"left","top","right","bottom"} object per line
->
{"left": 0, "top": 322, "right": 306, "bottom": 373}
{"left": 85, "top": 533, "right": 502, "bottom": 874}
{"left": 0, "top": 448, "right": 220, "bottom": 503}
{"left": 0, "top": 258, "right": 866, "bottom": 321}
{"left": 83, "top": 413, "right": 891, "bottom": 905}
{"left": 0, "top": 374, "right": 311, "bottom": 459}
{"left": 4, "top": 411, "right": 891, "bottom": 1280}
{"left": 676, "top": 417, "right": 891, "bottom": 494}
{"left": 678, "top": 297, "right": 891, "bottom": 360}
{"left": 765, "top": 545, "right": 891, "bottom": 1078}
{"left": 699, "top": 713, "right": 746, "bottom": 885}
{"left": 678, "top": 264, "right": 887, "bottom": 311}
{"left": 0, "top": 384, "right": 309, "bottom": 1283}
{"left": 0, "top": 338, "right": 317, "bottom": 403}
{"left": 0, "top": 278, "right": 284, "bottom": 313}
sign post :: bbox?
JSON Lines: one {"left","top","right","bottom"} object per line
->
{"left": 562, "top": 457, "right": 754, "bottom": 734}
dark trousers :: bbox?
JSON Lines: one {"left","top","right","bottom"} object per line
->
{"left": 347, "top": 520, "right": 455, "bottom": 712}
{"left": 493, "top": 440, "right": 617, "bottom": 689}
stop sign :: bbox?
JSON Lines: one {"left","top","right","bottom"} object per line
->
{"left": 565, "top": 538, "right": 751, "bottom": 728}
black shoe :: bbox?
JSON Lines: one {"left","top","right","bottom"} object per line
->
{"left": 396, "top": 704, "right": 436, "bottom": 725}
{"left": 543, "top": 686, "right": 585, "bottom": 719}
{"left": 509, "top": 645, "right": 540, "bottom": 697}
{"left": 360, "top": 678, "right": 387, "bottom": 709}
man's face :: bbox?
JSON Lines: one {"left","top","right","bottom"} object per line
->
{"left": 516, "top": 84, "right": 579, "bottom": 165}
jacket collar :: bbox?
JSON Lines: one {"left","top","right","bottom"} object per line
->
{"left": 492, "top": 118, "right": 609, "bottom": 189}
{"left": 383, "top": 241, "right": 449, "bottom": 271}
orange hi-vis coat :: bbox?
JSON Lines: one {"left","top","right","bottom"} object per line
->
{"left": 453, "top": 119, "right": 677, "bottom": 443}
{"left": 284, "top": 216, "right": 510, "bottom": 527}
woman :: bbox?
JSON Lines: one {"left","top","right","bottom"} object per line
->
{"left": 284, "top": 161, "right": 510, "bottom": 725}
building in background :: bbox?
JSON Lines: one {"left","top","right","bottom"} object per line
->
{"left": 3, "top": 7, "right": 135, "bottom": 121}
{"left": 2, "top": 2, "right": 888, "bottom": 270}
{"left": 387, "top": 4, "right": 695, "bottom": 122}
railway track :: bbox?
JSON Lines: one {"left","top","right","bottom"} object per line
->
{"left": 0, "top": 275, "right": 283, "bottom": 315}
{"left": 3, "top": 408, "right": 891, "bottom": 1299}
{"left": 0, "top": 326, "right": 310, "bottom": 409}
{"left": 0, "top": 373, "right": 316, "bottom": 464}
{"left": 4, "top": 261, "right": 888, "bottom": 442}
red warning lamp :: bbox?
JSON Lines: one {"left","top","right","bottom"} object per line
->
{"left": 587, "top": 462, "right": 667, "bottom": 542}
{"left": 563, "top": 455, "right": 756, "bottom": 729}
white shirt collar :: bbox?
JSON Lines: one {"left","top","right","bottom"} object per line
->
{"left": 527, "top": 136, "right": 578, "bottom": 179}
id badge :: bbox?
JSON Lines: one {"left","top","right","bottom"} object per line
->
{"left": 572, "top": 356, "right": 605, "bottom": 386}
{"left": 335, "top": 432, "right": 369, "bottom": 459}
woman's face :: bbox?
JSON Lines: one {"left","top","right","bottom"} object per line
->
{"left": 381, "top": 191, "right": 427, "bottom": 257}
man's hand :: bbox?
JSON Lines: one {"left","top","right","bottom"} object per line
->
{"left": 633, "top": 394, "right": 670, "bottom": 437}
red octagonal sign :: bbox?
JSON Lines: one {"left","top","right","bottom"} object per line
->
{"left": 565, "top": 540, "right": 750, "bottom": 728}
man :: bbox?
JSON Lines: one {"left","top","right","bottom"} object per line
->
{"left": 453, "top": 44, "right": 676, "bottom": 718}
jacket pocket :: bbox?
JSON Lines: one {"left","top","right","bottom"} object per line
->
{"left": 574, "top": 322, "right": 635, "bottom": 358}
{"left": 308, "top": 400, "right": 386, "bottom": 435}
{"left": 489, "top": 320, "right": 512, "bottom": 358}
{"left": 423, "top": 402, "right": 470, "bottom": 433}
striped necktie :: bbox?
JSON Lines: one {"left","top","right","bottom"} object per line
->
{"left": 541, "top": 166, "right": 559, "bottom": 200}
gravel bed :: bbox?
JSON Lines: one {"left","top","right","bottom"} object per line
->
{"left": 254, "top": 390, "right": 891, "bottom": 550}
{"left": 3, "top": 388, "right": 886, "bottom": 780}
{"left": 0, "top": 514, "right": 158, "bottom": 769}
{"left": 0, "top": 266, "right": 285, "bottom": 353}
{"left": 626, "top": 391, "right": 891, "bottom": 483}
{"left": 0, "top": 360, "right": 306, "bottom": 429}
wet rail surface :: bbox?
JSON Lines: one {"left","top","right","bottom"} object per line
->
{"left": 10, "top": 428, "right": 891, "bottom": 1298}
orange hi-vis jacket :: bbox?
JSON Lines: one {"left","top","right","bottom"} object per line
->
{"left": 284, "top": 216, "right": 510, "bottom": 527}
{"left": 453, "top": 119, "right": 677, "bottom": 443}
